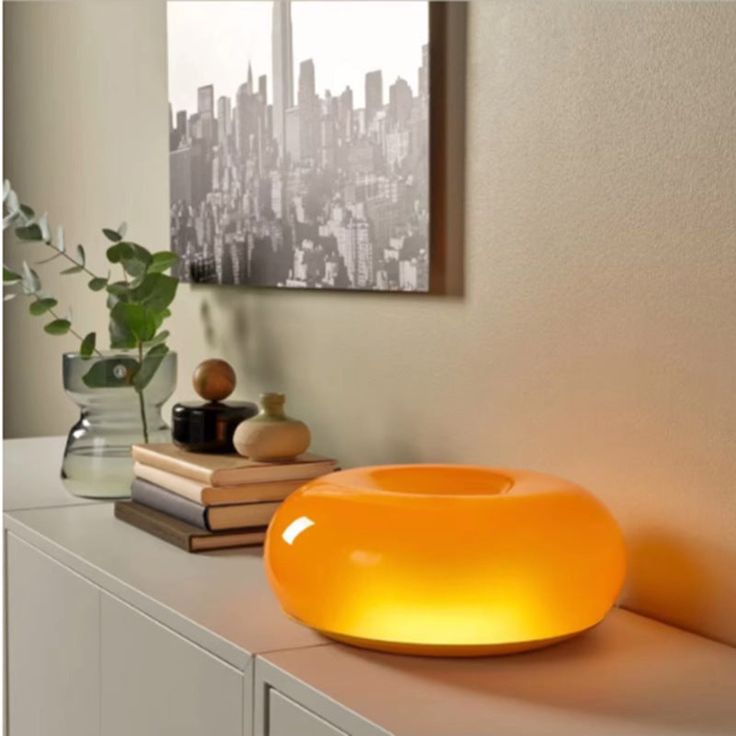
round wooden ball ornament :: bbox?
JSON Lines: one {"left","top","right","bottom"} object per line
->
{"left": 233, "top": 393, "right": 311, "bottom": 461}
{"left": 172, "top": 359, "right": 257, "bottom": 453}
{"left": 192, "top": 359, "right": 236, "bottom": 402}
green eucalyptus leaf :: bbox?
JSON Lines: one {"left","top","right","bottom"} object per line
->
{"left": 147, "top": 251, "right": 179, "bottom": 274}
{"left": 88, "top": 276, "right": 108, "bottom": 291}
{"left": 106, "top": 281, "right": 129, "bottom": 311}
{"left": 106, "top": 242, "right": 133, "bottom": 263}
{"left": 5, "top": 188, "right": 20, "bottom": 217}
{"left": 3, "top": 266, "right": 22, "bottom": 284}
{"left": 29, "top": 298, "right": 58, "bottom": 316}
{"left": 44, "top": 318, "right": 71, "bottom": 335}
{"left": 60, "top": 245, "right": 86, "bottom": 274}
{"left": 80, "top": 332, "right": 96, "bottom": 358}
{"left": 3, "top": 212, "right": 18, "bottom": 230}
{"left": 21, "top": 262, "right": 41, "bottom": 294}
{"left": 107, "top": 241, "right": 152, "bottom": 279}
{"left": 15, "top": 224, "right": 43, "bottom": 241}
{"left": 106, "top": 291, "right": 121, "bottom": 311}
{"left": 133, "top": 344, "right": 169, "bottom": 391}
{"left": 109, "top": 302, "right": 157, "bottom": 348}
{"left": 128, "top": 273, "right": 177, "bottom": 313}
{"left": 106, "top": 281, "right": 130, "bottom": 297}
{"left": 82, "top": 357, "right": 139, "bottom": 388}
{"left": 60, "top": 264, "right": 84, "bottom": 275}
{"left": 145, "top": 330, "right": 170, "bottom": 347}
{"left": 55, "top": 225, "right": 65, "bottom": 253}
{"left": 109, "top": 311, "right": 136, "bottom": 349}
{"left": 37, "top": 214, "right": 50, "bottom": 242}
{"left": 103, "top": 228, "right": 122, "bottom": 243}
{"left": 19, "top": 204, "right": 34, "bottom": 219}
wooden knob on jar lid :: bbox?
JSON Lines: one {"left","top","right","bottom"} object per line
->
{"left": 192, "top": 359, "right": 236, "bottom": 402}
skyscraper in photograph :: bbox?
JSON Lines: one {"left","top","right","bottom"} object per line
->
{"left": 338, "top": 86, "right": 353, "bottom": 142}
{"left": 419, "top": 43, "right": 429, "bottom": 99}
{"left": 217, "top": 95, "right": 231, "bottom": 146}
{"left": 298, "top": 59, "right": 319, "bottom": 162}
{"left": 197, "top": 84, "right": 215, "bottom": 142}
{"left": 272, "top": 0, "right": 294, "bottom": 160}
{"left": 365, "top": 70, "right": 383, "bottom": 122}
{"left": 389, "top": 77, "right": 413, "bottom": 126}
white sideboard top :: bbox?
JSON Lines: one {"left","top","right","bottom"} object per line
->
{"left": 3, "top": 436, "right": 100, "bottom": 511}
{"left": 259, "top": 609, "right": 736, "bottom": 736}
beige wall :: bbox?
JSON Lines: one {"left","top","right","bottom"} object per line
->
{"left": 4, "top": 1, "right": 736, "bottom": 647}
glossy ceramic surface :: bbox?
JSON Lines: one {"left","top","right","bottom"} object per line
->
{"left": 265, "top": 465, "right": 627, "bottom": 656}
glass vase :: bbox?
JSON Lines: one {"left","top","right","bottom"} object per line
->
{"left": 61, "top": 351, "right": 177, "bottom": 498}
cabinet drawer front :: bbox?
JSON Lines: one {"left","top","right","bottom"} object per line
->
{"left": 7, "top": 534, "right": 100, "bottom": 736}
{"left": 269, "top": 689, "right": 347, "bottom": 736}
{"left": 101, "top": 593, "right": 245, "bottom": 736}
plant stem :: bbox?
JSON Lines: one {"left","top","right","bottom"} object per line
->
{"left": 136, "top": 341, "right": 149, "bottom": 443}
{"left": 41, "top": 239, "right": 99, "bottom": 279}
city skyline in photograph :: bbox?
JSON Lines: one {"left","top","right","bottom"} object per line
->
{"left": 168, "top": 2, "right": 427, "bottom": 112}
{"left": 168, "top": 0, "right": 431, "bottom": 291}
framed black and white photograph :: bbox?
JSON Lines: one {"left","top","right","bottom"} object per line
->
{"left": 167, "top": 0, "right": 434, "bottom": 292}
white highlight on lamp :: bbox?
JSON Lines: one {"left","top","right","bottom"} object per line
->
{"left": 282, "top": 516, "right": 315, "bottom": 545}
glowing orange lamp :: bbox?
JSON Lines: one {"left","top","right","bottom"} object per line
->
{"left": 265, "top": 465, "right": 626, "bottom": 656}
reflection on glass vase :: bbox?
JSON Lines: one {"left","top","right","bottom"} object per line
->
{"left": 61, "top": 351, "right": 177, "bottom": 498}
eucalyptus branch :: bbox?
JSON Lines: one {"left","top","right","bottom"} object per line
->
{"left": 41, "top": 300, "right": 104, "bottom": 357}
{"left": 42, "top": 240, "right": 99, "bottom": 280}
{"left": 4, "top": 179, "right": 180, "bottom": 444}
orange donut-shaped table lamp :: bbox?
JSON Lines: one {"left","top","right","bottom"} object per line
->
{"left": 265, "top": 465, "right": 626, "bottom": 656}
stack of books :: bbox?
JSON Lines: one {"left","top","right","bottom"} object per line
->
{"left": 114, "top": 443, "right": 337, "bottom": 552}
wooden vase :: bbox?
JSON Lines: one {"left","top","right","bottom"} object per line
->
{"left": 233, "top": 393, "right": 311, "bottom": 461}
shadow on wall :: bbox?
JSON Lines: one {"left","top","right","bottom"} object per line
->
{"left": 622, "top": 528, "right": 736, "bottom": 647}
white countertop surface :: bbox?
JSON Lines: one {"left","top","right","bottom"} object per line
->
{"left": 3, "top": 436, "right": 101, "bottom": 511}
{"left": 260, "top": 609, "right": 736, "bottom": 736}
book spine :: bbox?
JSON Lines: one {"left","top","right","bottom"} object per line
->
{"left": 131, "top": 479, "right": 208, "bottom": 531}
{"left": 134, "top": 463, "right": 205, "bottom": 503}
{"left": 114, "top": 502, "right": 192, "bottom": 552}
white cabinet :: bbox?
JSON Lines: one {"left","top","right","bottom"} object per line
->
{"left": 6, "top": 533, "right": 248, "bottom": 736}
{"left": 6, "top": 533, "right": 100, "bottom": 736}
{"left": 100, "top": 594, "right": 246, "bottom": 736}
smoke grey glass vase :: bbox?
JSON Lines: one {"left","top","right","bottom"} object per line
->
{"left": 61, "top": 351, "right": 177, "bottom": 498}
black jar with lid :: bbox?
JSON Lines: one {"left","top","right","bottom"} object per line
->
{"left": 172, "top": 400, "right": 257, "bottom": 453}
{"left": 171, "top": 358, "right": 257, "bottom": 453}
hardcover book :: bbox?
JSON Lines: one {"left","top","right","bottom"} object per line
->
{"left": 131, "top": 478, "right": 280, "bottom": 531}
{"left": 133, "top": 462, "right": 306, "bottom": 506}
{"left": 114, "top": 500, "right": 267, "bottom": 552}
{"left": 131, "top": 443, "right": 337, "bottom": 486}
